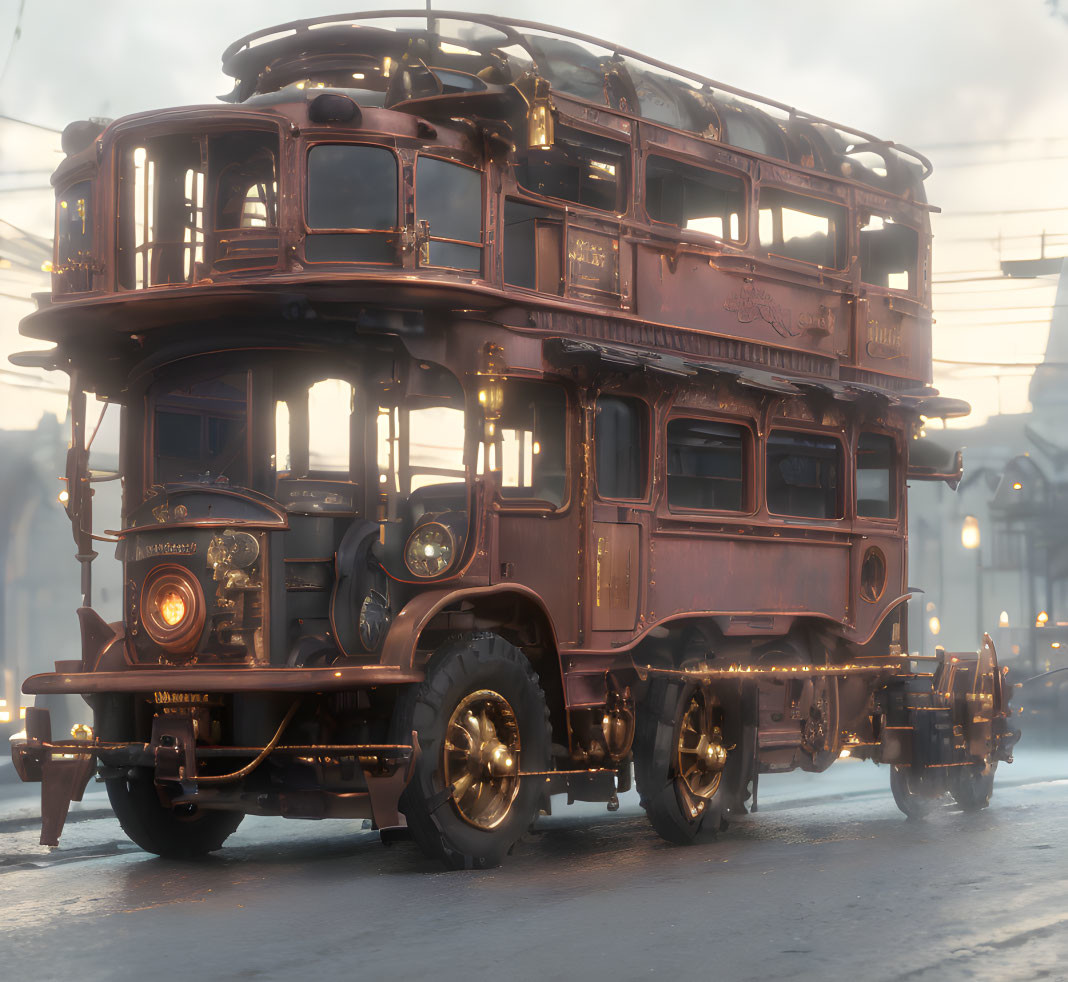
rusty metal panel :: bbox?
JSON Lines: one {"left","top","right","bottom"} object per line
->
{"left": 592, "top": 522, "right": 639, "bottom": 632}
{"left": 648, "top": 531, "right": 850, "bottom": 625}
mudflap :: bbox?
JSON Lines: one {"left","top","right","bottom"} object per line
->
{"left": 11, "top": 707, "right": 96, "bottom": 847}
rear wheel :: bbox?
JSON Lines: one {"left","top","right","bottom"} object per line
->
{"left": 889, "top": 765, "right": 942, "bottom": 819}
{"left": 635, "top": 680, "right": 745, "bottom": 845}
{"left": 392, "top": 634, "right": 551, "bottom": 870}
{"left": 949, "top": 761, "right": 997, "bottom": 811}
{"left": 105, "top": 775, "right": 244, "bottom": 858}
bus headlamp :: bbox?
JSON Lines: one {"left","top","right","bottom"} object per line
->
{"left": 140, "top": 565, "right": 205, "bottom": 653}
{"left": 404, "top": 521, "right": 459, "bottom": 578}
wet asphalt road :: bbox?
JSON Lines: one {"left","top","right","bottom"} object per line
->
{"left": 1, "top": 750, "right": 1067, "bottom": 982}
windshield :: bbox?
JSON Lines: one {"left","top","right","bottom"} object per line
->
{"left": 144, "top": 350, "right": 471, "bottom": 578}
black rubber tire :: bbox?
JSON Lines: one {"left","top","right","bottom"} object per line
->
{"left": 105, "top": 776, "right": 244, "bottom": 858}
{"left": 95, "top": 695, "right": 243, "bottom": 858}
{"left": 889, "top": 765, "right": 941, "bottom": 820}
{"left": 391, "top": 634, "right": 552, "bottom": 870}
{"left": 634, "top": 679, "right": 745, "bottom": 846}
{"left": 949, "top": 761, "right": 997, "bottom": 811}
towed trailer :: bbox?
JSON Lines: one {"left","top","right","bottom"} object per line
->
{"left": 11, "top": 10, "right": 1018, "bottom": 868}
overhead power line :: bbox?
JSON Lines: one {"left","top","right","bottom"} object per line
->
{"left": 935, "top": 304, "right": 1064, "bottom": 313}
{"left": 0, "top": 112, "right": 61, "bottom": 133}
{"left": 936, "top": 206, "right": 1068, "bottom": 219}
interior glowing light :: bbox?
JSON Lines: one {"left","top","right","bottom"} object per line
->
{"left": 379, "top": 473, "right": 388, "bottom": 484}
{"left": 532, "top": 441, "right": 541, "bottom": 455}
{"left": 1052, "top": 642, "right": 1062, "bottom": 649}
{"left": 19, "top": 706, "right": 27, "bottom": 720}
{"left": 839, "top": 748, "right": 851, "bottom": 758}
{"left": 1012, "top": 482, "right": 1022, "bottom": 490}
{"left": 57, "top": 489, "right": 69, "bottom": 505}
{"left": 999, "top": 610, "right": 1010, "bottom": 627}
{"left": 41, "top": 260, "right": 54, "bottom": 272}
{"left": 1037, "top": 611, "right": 1049, "bottom": 627}
{"left": 928, "top": 616, "right": 941, "bottom": 636}
{"left": 0, "top": 711, "right": 9, "bottom": 724}
{"left": 352, "top": 72, "right": 365, "bottom": 80}
{"left": 158, "top": 589, "right": 187, "bottom": 627}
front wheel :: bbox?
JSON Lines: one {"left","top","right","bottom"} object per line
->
{"left": 392, "top": 634, "right": 551, "bottom": 870}
{"left": 106, "top": 775, "right": 244, "bottom": 858}
{"left": 634, "top": 680, "right": 746, "bottom": 845}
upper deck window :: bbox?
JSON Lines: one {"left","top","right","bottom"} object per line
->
{"left": 857, "top": 432, "right": 896, "bottom": 518}
{"left": 54, "top": 180, "right": 92, "bottom": 293}
{"left": 416, "top": 156, "right": 482, "bottom": 271}
{"left": 766, "top": 431, "right": 841, "bottom": 519}
{"left": 306, "top": 144, "right": 398, "bottom": 263}
{"left": 515, "top": 128, "right": 628, "bottom": 214}
{"left": 666, "top": 418, "right": 748, "bottom": 512}
{"left": 758, "top": 189, "right": 846, "bottom": 268}
{"left": 117, "top": 130, "right": 280, "bottom": 288}
{"left": 645, "top": 156, "right": 745, "bottom": 242}
{"left": 860, "top": 215, "right": 918, "bottom": 293}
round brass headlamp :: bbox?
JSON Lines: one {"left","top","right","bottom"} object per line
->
{"left": 404, "top": 521, "right": 457, "bottom": 578}
{"left": 140, "top": 565, "right": 205, "bottom": 653}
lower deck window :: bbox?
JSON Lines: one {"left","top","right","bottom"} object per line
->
{"left": 482, "top": 379, "right": 568, "bottom": 506}
{"left": 857, "top": 432, "right": 896, "bottom": 518}
{"left": 666, "top": 418, "right": 747, "bottom": 511}
{"left": 766, "top": 431, "right": 841, "bottom": 519}
{"left": 153, "top": 372, "right": 249, "bottom": 486}
{"left": 596, "top": 396, "right": 647, "bottom": 500}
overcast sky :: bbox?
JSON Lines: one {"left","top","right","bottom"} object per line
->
{"left": 1, "top": 0, "right": 1065, "bottom": 428}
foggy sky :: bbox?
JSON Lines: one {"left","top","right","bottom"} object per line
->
{"left": 1, "top": 0, "right": 1065, "bottom": 428}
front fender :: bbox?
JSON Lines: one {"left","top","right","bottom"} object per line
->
{"left": 379, "top": 583, "right": 561, "bottom": 672}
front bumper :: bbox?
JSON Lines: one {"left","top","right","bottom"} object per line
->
{"left": 12, "top": 706, "right": 419, "bottom": 847}
{"left": 23, "top": 662, "right": 423, "bottom": 695}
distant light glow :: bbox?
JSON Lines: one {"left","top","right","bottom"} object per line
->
{"left": 961, "top": 515, "right": 980, "bottom": 550}
{"left": 998, "top": 610, "right": 1010, "bottom": 627}
{"left": 928, "top": 616, "right": 941, "bottom": 636}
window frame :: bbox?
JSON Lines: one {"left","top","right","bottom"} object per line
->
{"left": 302, "top": 140, "right": 403, "bottom": 266}
{"left": 855, "top": 428, "right": 900, "bottom": 523}
{"left": 641, "top": 151, "right": 750, "bottom": 247}
{"left": 594, "top": 393, "right": 652, "bottom": 504}
{"left": 414, "top": 152, "right": 485, "bottom": 273}
{"left": 857, "top": 212, "right": 921, "bottom": 297}
{"left": 662, "top": 411, "right": 756, "bottom": 517}
{"left": 146, "top": 367, "right": 254, "bottom": 492}
{"left": 756, "top": 185, "right": 849, "bottom": 271}
{"left": 487, "top": 376, "right": 573, "bottom": 514}
{"left": 763, "top": 425, "right": 846, "bottom": 522}
{"left": 512, "top": 123, "right": 632, "bottom": 217}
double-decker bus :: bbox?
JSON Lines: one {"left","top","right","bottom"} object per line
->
{"left": 10, "top": 11, "right": 1019, "bottom": 869}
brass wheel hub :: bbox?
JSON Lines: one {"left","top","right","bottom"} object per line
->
{"left": 677, "top": 689, "right": 729, "bottom": 803}
{"left": 443, "top": 689, "right": 522, "bottom": 829}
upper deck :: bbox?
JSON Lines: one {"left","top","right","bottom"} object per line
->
{"left": 26, "top": 11, "right": 937, "bottom": 393}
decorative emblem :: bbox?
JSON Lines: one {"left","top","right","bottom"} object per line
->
{"left": 865, "top": 318, "right": 905, "bottom": 360}
{"left": 152, "top": 501, "right": 170, "bottom": 523}
{"left": 724, "top": 282, "right": 796, "bottom": 337}
{"left": 798, "top": 305, "right": 836, "bottom": 337}
{"left": 173, "top": 504, "right": 188, "bottom": 519}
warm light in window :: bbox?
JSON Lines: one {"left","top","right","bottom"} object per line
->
{"left": 999, "top": 611, "right": 1010, "bottom": 627}
{"left": 961, "top": 515, "right": 980, "bottom": 550}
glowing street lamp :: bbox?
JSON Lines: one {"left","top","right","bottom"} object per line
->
{"left": 998, "top": 611, "right": 1010, "bottom": 628}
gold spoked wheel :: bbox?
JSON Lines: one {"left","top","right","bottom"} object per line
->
{"left": 676, "top": 689, "right": 729, "bottom": 803}
{"left": 443, "top": 689, "right": 522, "bottom": 830}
